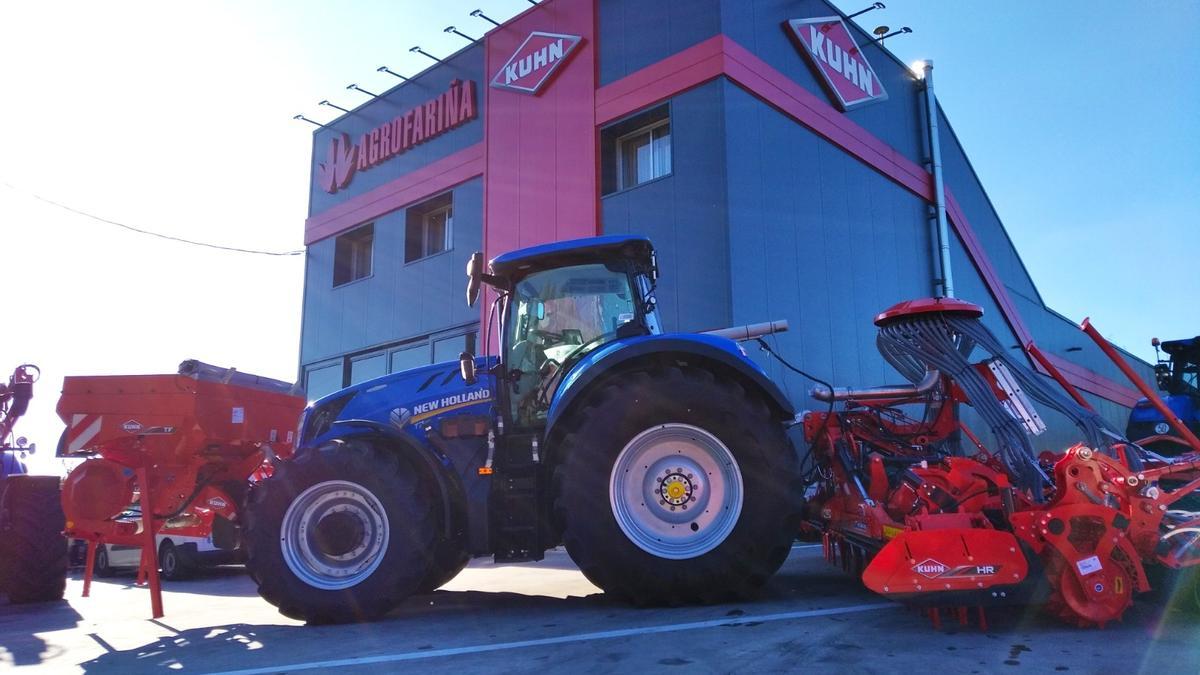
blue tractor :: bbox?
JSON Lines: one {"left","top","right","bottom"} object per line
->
{"left": 0, "top": 364, "right": 68, "bottom": 604}
{"left": 1126, "top": 336, "right": 1200, "bottom": 455}
{"left": 245, "top": 235, "right": 802, "bottom": 623}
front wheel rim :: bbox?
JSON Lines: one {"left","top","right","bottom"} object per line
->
{"left": 280, "top": 479, "right": 390, "bottom": 590}
{"left": 609, "top": 423, "right": 744, "bottom": 560}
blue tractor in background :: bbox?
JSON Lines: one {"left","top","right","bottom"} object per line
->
{"left": 245, "top": 235, "right": 802, "bottom": 623}
{"left": 0, "top": 364, "right": 68, "bottom": 604}
{"left": 1126, "top": 336, "right": 1200, "bottom": 455}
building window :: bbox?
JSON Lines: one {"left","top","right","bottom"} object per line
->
{"left": 333, "top": 224, "right": 373, "bottom": 287}
{"left": 405, "top": 193, "right": 453, "bottom": 263}
{"left": 601, "top": 104, "right": 671, "bottom": 195}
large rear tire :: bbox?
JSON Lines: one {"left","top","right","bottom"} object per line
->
{"left": 244, "top": 440, "right": 437, "bottom": 623}
{"left": 0, "top": 476, "right": 68, "bottom": 603}
{"left": 553, "top": 365, "right": 800, "bottom": 604}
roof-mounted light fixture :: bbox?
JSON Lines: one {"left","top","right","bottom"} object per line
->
{"left": 377, "top": 65, "right": 408, "bottom": 81}
{"left": 410, "top": 46, "right": 442, "bottom": 64}
{"left": 319, "top": 100, "right": 350, "bottom": 113}
{"left": 346, "top": 83, "right": 378, "bottom": 97}
{"left": 293, "top": 114, "right": 325, "bottom": 128}
{"left": 872, "top": 25, "right": 912, "bottom": 44}
{"left": 847, "top": 2, "right": 885, "bottom": 19}
{"left": 470, "top": 9, "right": 501, "bottom": 27}
{"left": 444, "top": 26, "right": 475, "bottom": 43}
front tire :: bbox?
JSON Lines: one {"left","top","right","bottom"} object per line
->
{"left": 159, "top": 540, "right": 195, "bottom": 581}
{"left": 244, "top": 440, "right": 437, "bottom": 623}
{"left": 553, "top": 365, "right": 800, "bottom": 604}
{"left": 0, "top": 476, "right": 68, "bottom": 603}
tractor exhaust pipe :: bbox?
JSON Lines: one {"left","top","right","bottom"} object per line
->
{"left": 811, "top": 368, "right": 941, "bottom": 402}
{"left": 703, "top": 320, "right": 789, "bottom": 342}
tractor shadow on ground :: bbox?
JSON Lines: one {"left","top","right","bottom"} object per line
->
{"left": 76, "top": 589, "right": 622, "bottom": 673}
{"left": 0, "top": 597, "right": 82, "bottom": 667}
{"left": 67, "top": 566, "right": 259, "bottom": 599}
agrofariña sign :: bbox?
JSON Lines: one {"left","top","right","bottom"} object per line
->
{"left": 317, "top": 79, "right": 478, "bottom": 194}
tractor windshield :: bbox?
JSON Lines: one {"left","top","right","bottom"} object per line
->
{"left": 1171, "top": 352, "right": 1199, "bottom": 396}
{"left": 505, "top": 263, "right": 639, "bottom": 426}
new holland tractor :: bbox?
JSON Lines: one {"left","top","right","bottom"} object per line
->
{"left": 244, "top": 235, "right": 802, "bottom": 623}
{"left": 1127, "top": 336, "right": 1200, "bottom": 456}
{"left": 0, "top": 364, "right": 69, "bottom": 604}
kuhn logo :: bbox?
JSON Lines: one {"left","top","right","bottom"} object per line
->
{"left": 491, "top": 32, "right": 582, "bottom": 95}
{"left": 914, "top": 559, "right": 949, "bottom": 579}
{"left": 207, "top": 497, "right": 228, "bottom": 509}
{"left": 122, "top": 419, "right": 143, "bottom": 434}
{"left": 785, "top": 16, "right": 887, "bottom": 111}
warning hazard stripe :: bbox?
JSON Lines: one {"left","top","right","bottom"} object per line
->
{"left": 68, "top": 413, "right": 103, "bottom": 453}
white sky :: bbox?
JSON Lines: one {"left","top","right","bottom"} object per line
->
{"left": 1, "top": 1, "right": 1196, "bottom": 472}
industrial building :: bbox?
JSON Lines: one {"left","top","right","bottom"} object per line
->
{"left": 298, "top": 0, "right": 1149, "bottom": 449}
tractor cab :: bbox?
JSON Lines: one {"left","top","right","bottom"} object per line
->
{"left": 1153, "top": 336, "right": 1200, "bottom": 398}
{"left": 1127, "top": 336, "right": 1200, "bottom": 454}
{"left": 467, "top": 235, "right": 660, "bottom": 428}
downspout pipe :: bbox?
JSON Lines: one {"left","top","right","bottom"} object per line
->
{"left": 923, "top": 60, "right": 955, "bottom": 298}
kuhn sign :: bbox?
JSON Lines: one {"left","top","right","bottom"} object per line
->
{"left": 786, "top": 16, "right": 887, "bottom": 111}
{"left": 317, "top": 79, "right": 478, "bottom": 194}
{"left": 491, "top": 32, "right": 582, "bottom": 95}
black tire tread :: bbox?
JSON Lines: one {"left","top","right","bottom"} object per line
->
{"left": 244, "top": 440, "right": 437, "bottom": 623}
{"left": 1, "top": 476, "right": 68, "bottom": 603}
{"left": 552, "top": 364, "right": 801, "bottom": 605}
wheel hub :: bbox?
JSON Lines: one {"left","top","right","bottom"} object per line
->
{"left": 280, "top": 480, "right": 390, "bottom": 590}
{"left": 610, "top": 423, "right": 744, "bottom": 560}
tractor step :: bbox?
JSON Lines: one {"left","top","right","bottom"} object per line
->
{"left": 491, "top": 434, "right": 546, "bottom": 563}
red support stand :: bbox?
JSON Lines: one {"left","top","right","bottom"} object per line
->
{"left": 136, "top": 466, "right": 165, "bottom": 619}
{"left": 82, "top": 540, "right": 97, "bottom": 598}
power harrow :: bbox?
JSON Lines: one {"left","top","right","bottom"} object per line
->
{"left": 56, "top": 360, "right": 305, "bottom": 617}
{"left": 800, "top": 298, "right": 1200, "bottom": 627}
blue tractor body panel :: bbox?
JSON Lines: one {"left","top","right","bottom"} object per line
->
{"left": 0, "top": 451, "right": 28, "bottom": 480}
{"left": 545, "top": 332, "right": 793, "bottom": 439}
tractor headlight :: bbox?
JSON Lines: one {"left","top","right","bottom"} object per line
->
{"left": 303, "top": 393, "right": 354, "bottom": 444}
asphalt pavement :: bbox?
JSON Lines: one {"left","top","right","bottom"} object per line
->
{"left": 2, "top": 544, "right": 1199, "bottom": 673}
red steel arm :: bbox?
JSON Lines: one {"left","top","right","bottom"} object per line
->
{"left": 1079, "top": 318, "right": 1200, "bottom": 454}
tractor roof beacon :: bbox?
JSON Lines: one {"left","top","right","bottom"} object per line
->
{"left": 245, "top": 235, "right": 802, "bottom": 623}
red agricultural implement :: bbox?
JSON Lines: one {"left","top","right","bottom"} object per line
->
{"left": 56, "top": 360, "right": 305, "bottom": 618}
{"left": 801, "top": 298, "right": 1200, "bottom": 628}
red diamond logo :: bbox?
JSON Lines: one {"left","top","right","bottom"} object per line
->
{"left": 913, "top": 558, "right": 949, "bottom": 579}
{"left": 491, "top": 31, "right": 583, "bottom": 95}
{"left": 786, "top": 16, "right": 887, "bottom": 111}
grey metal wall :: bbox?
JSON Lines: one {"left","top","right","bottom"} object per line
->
{"left": 601, "top": 81, "right": 733, "bottom": 334}
{"left": 306, "top": 44, "right": 485, "bottom": 217}
{"left": 300, "top": 177, "right": 482, "bottom": 365}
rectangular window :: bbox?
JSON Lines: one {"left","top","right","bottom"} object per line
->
{"left": 389, "top": 344, "right": 430, "bottom": 373}
{"left": 304, "top": 362, "right": 344, "bottom": 401}
{"left": 617, "top": 120, "right": 671, "bottom": 190}
{"left": 333, "top": 224, "right": 374, "bottom": 287}
{"left": 601, "top": 104, "right": 671, "bottom": 195}
{"left": 405, "top": 193, "right": 453, "bottom": 263}
{"left": 349, "top": 352, "right": 387, "bottom": 385}
{"left": 433, "top": 332, "right": 477, "bottom": 363}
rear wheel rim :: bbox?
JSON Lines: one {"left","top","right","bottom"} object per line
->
{"left": 609, "top": 423, "right": 744, "bottom": 560}
{"left": 280, "top": 480, "right": 390, "bottom": 590}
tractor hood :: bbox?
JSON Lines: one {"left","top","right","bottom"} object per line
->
{"left": 300, "top": 357, "right": 499, "bottom": 448}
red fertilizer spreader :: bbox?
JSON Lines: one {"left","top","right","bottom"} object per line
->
{"left": 56, "top": 360, "right": 305, "bottom": 618}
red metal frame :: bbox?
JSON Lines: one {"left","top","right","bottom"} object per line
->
{"left": 58, "top": 370, "right": 304, "bottom": 618}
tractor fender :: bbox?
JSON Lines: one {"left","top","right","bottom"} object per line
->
{"left": 545, "top": 333, "right": 794, "bottom": 443}
{"left": 320, "top": 420, "right": 466, "bottom": 543}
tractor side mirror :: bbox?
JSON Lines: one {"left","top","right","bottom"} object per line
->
{"left": 466, "top": 251, "right": 484, "bottom": 307}
{"left": 459, "top": 351, "right": 477, "bottom": 385}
